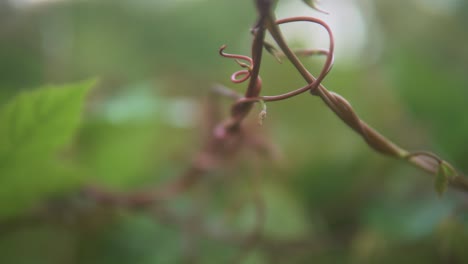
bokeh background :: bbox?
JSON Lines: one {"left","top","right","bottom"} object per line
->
{"left": 1, "top": 0, "right": 468, "bottom": 263}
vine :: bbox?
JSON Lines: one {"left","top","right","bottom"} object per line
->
{"left": 81, "top": 0, "right": 468, "bottom": 261}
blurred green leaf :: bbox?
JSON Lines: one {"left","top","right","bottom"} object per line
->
{"left": 0, "top": 225, "right": 75, "bottom": 264}
{"left": 77, "top": 213, "right": 181, "bottom": 264}
{"left": 365, "top": 196, "right": 455, "bottom": 242}
{"left": 242, "top": 250, "right": 267, "bottom": 264}
{"left": 0, "top": 79, "right": 95, "bottom": 217}
{"left": 77, "top": 80, "right": 195, "bottom": 189}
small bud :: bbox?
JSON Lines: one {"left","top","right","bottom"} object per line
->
{"left": 257, "top": 100, "right": 267, "bottom": 125}
{"left": 258, "top": 110, "right": 267, "bottom": 125}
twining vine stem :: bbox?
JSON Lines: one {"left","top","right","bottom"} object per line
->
{"left": 85, "top": 0, "right": 468, "bottom": 213}
{"left": 245, "top": 0, "right": 468, "bottom": 194}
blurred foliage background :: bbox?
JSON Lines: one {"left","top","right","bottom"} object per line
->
{"left": 0, "top": 0, "right": 468, "bottom": 263}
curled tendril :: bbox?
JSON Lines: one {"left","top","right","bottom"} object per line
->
{"left": 219, "top": 45, "right": 254, "bottom": 84}
{"left": 231, "top": 16, "right": 335, "bottom": 103}
{"left": 262, "top": 7, "right": 468, "bottom": 194}
{"left": 276, "top": 16, "right": 335, "bottom": 90}
{"left": 231, "top": 70, "right": 251, "bottom": 83}
{"left": 219, "top": 45, "right": 253, "bottom": 66}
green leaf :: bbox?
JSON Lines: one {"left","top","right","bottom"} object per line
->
{"left": 77, "top": 214, "right": 181, "bottom": 264}
{"left": 0, "top": 79, "right": 96, "bottom": 217}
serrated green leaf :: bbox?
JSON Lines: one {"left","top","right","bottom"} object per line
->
{"left": 0, "top": 79, "right": 96, "bottom": 217}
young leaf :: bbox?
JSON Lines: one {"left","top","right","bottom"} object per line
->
{"left": 434, "top": 161, "right": 456, "bottom": 196}
{"left": 263, "top": 41, "right": 283, "bottom": 63}
{"left": 302, "top": 0, "right": 329, "bottom": 14}
{"left": 0, "top": 79, "right": 96, "bottom": 217}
